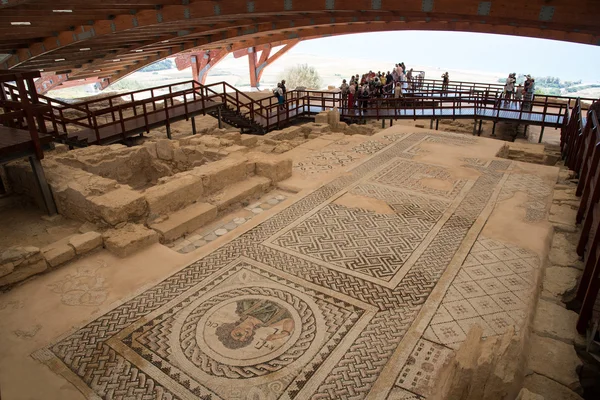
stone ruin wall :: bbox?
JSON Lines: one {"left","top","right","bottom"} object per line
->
{"left": 1, "top": 109, "right": 386, "bottom": 288}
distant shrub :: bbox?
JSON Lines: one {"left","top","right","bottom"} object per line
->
{"left": 140, "top": 59, "right": 175, "bottom": 72}
{"left": 280, "top": 64, "right": 323, "bottom": 90}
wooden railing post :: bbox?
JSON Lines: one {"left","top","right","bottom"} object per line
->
{"left": 92, "top": 111, "right": 101, "bottom": 144}
{"left": 109, "top": 98, "right": 116, "bottom": 122}
{"left": 164, "top": 99, "right": 171, "bottom": 139}
{"left": 142, "top": 102, "right": 149, "bottom": 133}
{"left": 118, "top": 104, "right": 126, "bottom": 140}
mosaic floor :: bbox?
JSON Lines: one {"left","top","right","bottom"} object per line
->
{"left": 31, "top": 131, "right": 555, "bottom": 400}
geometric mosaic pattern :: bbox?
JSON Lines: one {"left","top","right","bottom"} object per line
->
{"left": 404, "top": 134, "right": 478, "bottom": 156}
{"left": 294, "top": 149, "right": 360, "bottom": 175}
{"left": 395, "top": 339, "right": 455, "bottom": 398}
{"left": 31, "top": 132, "right": 550, "bottom": 400}
{"left": 274, "top": 203, "right": 444, "bottom": 280}
{"left": 498, "top": 172, "right": 553, "bottom": 222}
{"left": 350, "top": 140, "right": 389, "bottom": 154}
{"left": 374, "top": 159, "right": 467, "bottom": 199}
{"left": 423, "top": 236, "right": 540, "bottom": 349}
{"left": 351, "top": 183, "right": 449, "bottom": 218}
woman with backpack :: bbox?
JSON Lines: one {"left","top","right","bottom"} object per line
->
{"left": 273, "top": 83, "right": 285, "bottom": 111}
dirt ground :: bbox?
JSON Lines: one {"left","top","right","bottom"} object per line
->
{"left": 0, "top": 202, "right": 81, "bottom": 251}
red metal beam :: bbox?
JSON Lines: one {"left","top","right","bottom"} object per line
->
{"left": 191, "top": 49, "right": 228, "bottom": 85}
{"left": 34, "top": 73, "right": 68, "bottom": 94}
{"left": 244, "top": 39, "right": 299, "bottom": 88}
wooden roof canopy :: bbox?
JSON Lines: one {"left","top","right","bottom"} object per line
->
{"left": 1, "top": 0, "right": 598, "bottom": 86}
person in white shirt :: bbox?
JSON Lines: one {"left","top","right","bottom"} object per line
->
{"left": 275, "top": 83, "right": 284, "bottom": 110}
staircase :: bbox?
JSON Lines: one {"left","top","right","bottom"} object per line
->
{"left": 208, "top": 105, "right": 266, "bottom": 135}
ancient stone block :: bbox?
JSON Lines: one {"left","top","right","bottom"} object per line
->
{"left": 103, "top": 223, "right": 159, "bottom": 258}
{"left": 0, "top": 259, "right": 47, "bottom": 287}
{"left": 337, "top": 121, "right": 348, "bottom": 132}
{"left": 314, "top": 112, "right": 329, "bottom": 124}
{"left": 430, "top": 325, "right": 483, "bottom": 400}
{"left": 247, "top": 153, "right": 292, "bottom": 182}
{"left": 549, "top": 204, "right": 577, "bottom": 228}
{"left": 142, "top": 141, "right": 158, "bottom": 158}
{"left": 0, "top": 246, "right": 40, "bottom": 265}
{"left": 53, "top": 143, "right": 69, "bottom": 154}
{"left": 68, "top": 231, "right": 103, "bottom": 255}
{"left": 156, "top": 139, "right": 174, "bottom": 160}
{"left": 345, "top": 124, "right": 376, "bottom": 136}
{"left": 42, "top": 161, "right": 120, "bottom": 222}
{"left": 42, "top": 243, "right": 76, "bottom": 268}
{"left": 0, "top": 262, "right": 13, "bottom": 278}
{"left": 196, "top": 136, "right": 222, "bottom": 148}
{"left": 523, "top": 373, "right": 583, "bottom": 400}
{"left": 553, "top": 188, "right": 577, "bottom": 202}
{"left": 533, "top": 299, "right": 581, "bottom": 345}
{"left": 78, "top": 222, "right": 99, "bottom": 234}
{"left": 240, "top": 134, "right": 258, "bottom": 147}
{"left": 178, "top": 135, "right": 195, "bottom": 146}
{"left": 151, "top": 202, "right": 217, "bottom": 242}
{"left": 272, "top": 142, "right": 294, "bottom": 154}
{"left": 144, "top": 174, "right": 204, "bottom": 215}
{"left": 527, "top": 334, "right": 582, "bottom": 390}
{"left": 542, "top": 266, "right": 579, "bottom": 302}
{"left": 327, "top": 108, "right": 340, "bottom": 130}
{"left": 210, "top": 176, "right": 271, "bottom": 211}
{"left": 516, "top": 388, "right": 545, "bottom": 400}
{"left": 0, "top": 246, "right": 44, "bottom": 283}
{"left": 548, "top": 232, "right": 581, "bottom": 267}
{"left": 89, "top": 187, "right": 148, "bottom": 226}
{"left": 224, "top": 145, "right": 248, "bottom": 155}
{"left": 482, "top": 327, "right": 525, "bottom": 400}
{"left": 222, "top": 132, "right": 241, "bottom": 143}
{"left": 189, "top": 157, "right": 248, "bottom": 194}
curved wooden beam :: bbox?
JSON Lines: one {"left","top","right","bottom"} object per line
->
{"left": 2, "top": 0, "right": 598, "bottom": 73}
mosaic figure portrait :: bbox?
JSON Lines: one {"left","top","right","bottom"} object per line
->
{"left": 214, "top": 298, "right": 295, "bottom": 350}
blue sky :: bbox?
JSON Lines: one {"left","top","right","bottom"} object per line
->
{"left": 282, "top": 31, "right": 600, "bottom": 82}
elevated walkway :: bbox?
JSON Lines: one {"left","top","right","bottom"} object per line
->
{"left": 3, "top": 77, "right": 596, "bottom": 147}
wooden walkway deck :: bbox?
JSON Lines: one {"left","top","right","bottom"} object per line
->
{"left": 3, "top": 79, "right": 585, "bottom": 151}
{"left": 341, "top": 106, "right": 564, "bottom": 125}
{"left": 255, "top": 102, "right": 566, "bottom": 131}
{"left": 68, "top": 99, "right": 222, "bottom": 145}
{"left": 0, "top": 126, "right": 53, "bottom": 163}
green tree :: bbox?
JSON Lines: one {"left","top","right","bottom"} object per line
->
{"left": 280, "top": 64, "right": 323, "bottom": 90}
{"left": 139, "top": 59, "right": 174, "bottom": 72}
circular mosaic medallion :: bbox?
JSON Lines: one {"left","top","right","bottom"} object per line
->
{"left": 179, "top": 287, "right": 315, "bottom": 378}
